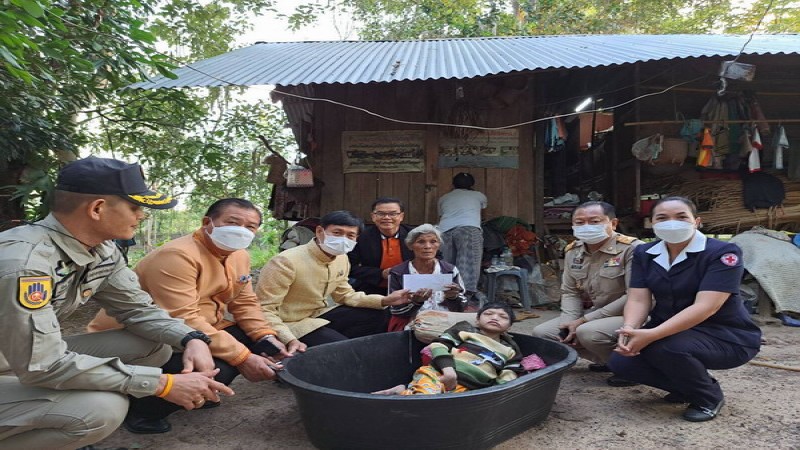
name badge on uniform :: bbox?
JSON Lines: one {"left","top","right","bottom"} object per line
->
{"left": 604, "top": 256, "right": 622, "bottom": 267}
{"left": 571, "top": 255, "right": 585, "bottom": 270}
{"left": 18, "top": 276, "right": 53, "bottom": 309}
{"left": 84, "top": 261, "right": 116, "bottom": 283}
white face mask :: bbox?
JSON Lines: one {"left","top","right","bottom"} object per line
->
{"left": 319, "top": 233, "right": 357, "bottom": 255}
{"left": 572, "top": 224, "right": 609, "bottom": 245}
{"left": 208, "top": 222, "right": 255, "bottom": 251}
{"left": 653, "top": 220, "right": 696, "bottom": 244}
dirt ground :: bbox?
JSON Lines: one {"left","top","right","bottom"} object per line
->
{"left": 64, "top": 305, "right": 800, "bottom": 450}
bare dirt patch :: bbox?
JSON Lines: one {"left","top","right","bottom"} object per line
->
{"left": 63, "top": 307, "right": 800, "bottom": 449}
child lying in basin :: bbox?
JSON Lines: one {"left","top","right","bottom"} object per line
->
{"left": 373, "top": 302, "right": 530, "bottom": 395}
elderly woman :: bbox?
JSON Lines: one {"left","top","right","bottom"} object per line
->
{"left": 387, "top": 224, "right": 467, "bottom": 331}
{"left": 608, "top": 196, "right": 761, "bottom": 422}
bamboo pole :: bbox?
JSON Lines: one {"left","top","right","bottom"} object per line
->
{"left": 641, "top": 86, "right": 800, "bottom": 96}
{"left": 747, "top": 360, "right": 800, "bottom": 372}
{"left": 625, "top": 118, "right": 800, "bottom": 127}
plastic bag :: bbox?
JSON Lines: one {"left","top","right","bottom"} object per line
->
{"left": 680, "top": 119, "right": 704, "bottom": 142}
{"left": 285, "top": 164, "right": 314, "bottom": 187}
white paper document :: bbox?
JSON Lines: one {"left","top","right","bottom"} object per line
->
{"left": 402, "top": 274, "right": 453, "bottom": 292}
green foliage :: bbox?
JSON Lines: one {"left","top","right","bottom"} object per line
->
{"left": 292, "top": 0, "right": 799, "bottom": 39}
{"left": 1, "top": 0, "right": 293, "bottom": 224}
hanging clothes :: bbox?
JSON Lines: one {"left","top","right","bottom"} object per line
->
{"left": 724, "top": 97, "right": 743, "bottom": 170}
{"left": 701, "top": 97, "right": 728, "bottom": 168}
{"left": 775, "top": 126, "right": 789, "bottom": 170}
{"left": 743, "top": 129, "right": 761, "bottom": 173}
{"left": 544, "top": 118, "right": 566, "bottom": 153}
{"left": 697, "top": 128, "right": 714, "bottom": 168}
{"left": 748, "top": 96, "right": 771, "bottom": 136}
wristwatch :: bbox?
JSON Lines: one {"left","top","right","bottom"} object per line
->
{"left": 181, "top": 330, "right": 212, "bottom": 347}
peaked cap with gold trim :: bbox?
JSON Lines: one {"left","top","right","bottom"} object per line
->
{"left": 56, "top": 156, "right": 177, "bottom": 209}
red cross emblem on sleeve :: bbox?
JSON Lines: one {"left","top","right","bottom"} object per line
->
{"left": 720, "top": 253, "right": 739, "bottom": 266}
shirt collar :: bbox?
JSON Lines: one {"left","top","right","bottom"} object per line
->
{"left": 581, "top": 232, "right": 623, "bottom": 256}
{"left": 40, "top": 214, "right": 104, "bottom": 266}
{"left": 408, "top": 260, "right": 441, "bottom": 274}
{"left": 646, "top": 230, "right": 707, "bottom": 270}
{"left": 380, "top": 229, "right": 400, "bottom": 239}
{"left": 309, "top": 239, "right": 339, "bottom": 263}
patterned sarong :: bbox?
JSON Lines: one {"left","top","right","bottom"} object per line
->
{"left": 400, "top": 365, "right": 469, "bottom": 395}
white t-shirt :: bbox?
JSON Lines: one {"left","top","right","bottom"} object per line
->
{"left": 437, "top": 189, "right": 487, "bottom": 232}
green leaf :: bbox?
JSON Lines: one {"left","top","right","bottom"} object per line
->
{"left": 17, "top": 0, "right": 45, "bottom": 18}
{"left": 0, "top": 46, "right": 22, "bottom": 69}
{"left": 155, "top": 64, "right": 178, "bottom": 79}
{"left": 16, "top": 12, "right": 45, "bottom": 28}
{"left": 130, "top": 28, "right": 156, "bottom": 43}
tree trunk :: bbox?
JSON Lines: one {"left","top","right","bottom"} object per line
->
{"left": 0, "top": 158, "right": 26, "bottom": 230}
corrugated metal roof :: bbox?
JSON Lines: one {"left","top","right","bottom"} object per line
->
{"left": 130, "top": 34, "right": 800, "bottom": 89}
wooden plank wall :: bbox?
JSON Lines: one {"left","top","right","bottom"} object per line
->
{"left": 311, "top": 53, "right": 799, "bottom": 231}
{"left": 315, "top": 76, "right": 536, "bottom": 227}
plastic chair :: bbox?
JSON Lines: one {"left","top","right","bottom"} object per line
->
{"left": 484, "top": 267, "right": 532, "bottom": 310}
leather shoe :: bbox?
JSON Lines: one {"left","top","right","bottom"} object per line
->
{"left": 123, "top": 416, "right": 171, "bottom": 434}
{"left": 663, "top": 392, "right": 689, "bottom": 404}
{"left": 588, "top": 363, "right": 611, "bottom": 373}
{"left": 683, "top": 399, "right": 724, "bottom": 422}
{"left": 606, "top": 375, "right": 639, "bottom": 387}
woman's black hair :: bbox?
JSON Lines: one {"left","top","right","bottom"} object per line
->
{"left": 477, "top": 301, "right": 516, "bottom": 323}
{"left": 651, "top": 196, "right": 697, "bottom": 217}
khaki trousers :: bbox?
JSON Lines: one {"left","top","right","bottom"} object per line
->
{"left": 0, "top": 329, "right": 171, "bottom": 450}
{"left": 532, "top": 315, "right": 624, "bottom": 364}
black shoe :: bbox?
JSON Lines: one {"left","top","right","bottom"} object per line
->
{"left": 200, "top": 400, "right": 221, "bottom": 409}
{"left": 663, "top": 392, "right": 689, "bottom": 404}
{"left": 606, "top": 375, "right": 639, "bottom": 387}
{"left": 123, "top": 416, "right": 172, "bottom": 434}
{"left": 588, "top": 363, "right": 611, "bottom": 373}
{"left": 682, "top": 399, "right": 724, "bottom": 422}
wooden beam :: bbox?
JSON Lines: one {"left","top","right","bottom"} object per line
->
{"left": 625, "top": 118, "right": 800, "bottom": 127}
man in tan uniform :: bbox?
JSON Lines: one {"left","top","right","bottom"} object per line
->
{"left": 89, "top": 198, "right": 286, "bottom": 434}
{"left": 533, "top": 201, "right": 641, "bottom": 386}
{"left": 0, "top": 157, "right": 233, "bottom": 450}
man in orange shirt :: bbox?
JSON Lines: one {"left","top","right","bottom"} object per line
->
{"left": 348, "top": 197, "right": 414, "bottom": 295}
{"left": 89, "top": 198, "right": 289, "bottom": 434}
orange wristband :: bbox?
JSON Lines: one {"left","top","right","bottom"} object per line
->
{"left": 156, "top": 374, "right": 174, "bottom": 398}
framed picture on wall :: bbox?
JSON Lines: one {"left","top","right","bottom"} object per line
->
{"left": 342, "top": 130, "right": 426, "bottom": 173}
{"left": 439, "top": 129, "right": 519, "bottom": 168}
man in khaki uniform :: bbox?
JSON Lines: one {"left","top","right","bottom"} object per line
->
{"left": 0, "top": 157, "right": 233, "bottom": 450}
{"left": 533, "top": 201, "right": 641, "bottom": 386}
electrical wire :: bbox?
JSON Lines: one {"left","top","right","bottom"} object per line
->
{"left": 730, "top": 0, "right": 776, "bottom": 64}
{"left": 269, "top": 74, "right": 710, "bottom": 131}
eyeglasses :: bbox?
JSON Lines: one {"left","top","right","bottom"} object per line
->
{"left": 372, "top": 211, "right": 402, "bottom": 218}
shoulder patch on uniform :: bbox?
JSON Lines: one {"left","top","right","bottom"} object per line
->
{"left": 616, "top": 234, "right": 637, "bottom": 244}
{"left": 720, "top": 253, "right": 739, "bottom": 267}
{"left": 18, "top": 276, "right": 53, "bottom": 309}
{"left": 565, "top": 240, "right": 580, "bottom": 252}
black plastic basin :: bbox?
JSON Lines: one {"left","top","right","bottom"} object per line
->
{"left": 277, "top": 331, "right": 577, "bottom": 450}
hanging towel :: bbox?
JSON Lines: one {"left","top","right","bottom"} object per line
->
{"left": 697, "top": 128, "right": 714, "bottom": 168}
{"left": 751, "top": 127, "right": 763, "bottom": 150}
{"left": 745, "top": 129, "right": 761, "bottom": 173}
{"left": 775, "top": 126, "right": 788, "bottom": 170}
